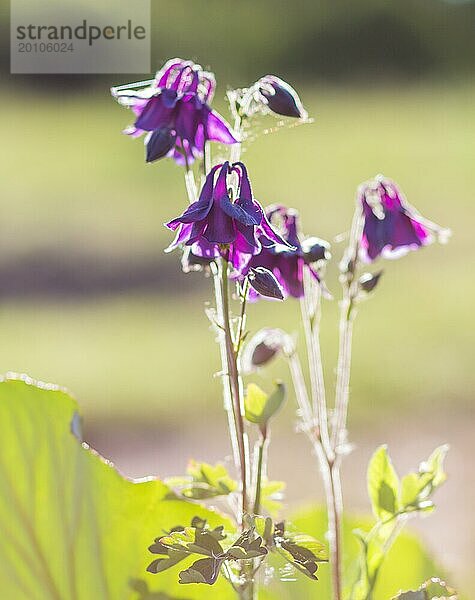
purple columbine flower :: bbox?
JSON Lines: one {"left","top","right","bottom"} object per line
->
{"left": 246, "top": 205, "right": 330, "bottom": 299}
{"left": 165, "top": 162, "right": 289, "bottom": 274}
{"left": 358, "top": 175, "right": 449, "bottom": 262}
{"left": 111, "top": 58, "right": 238, "bottom": 165}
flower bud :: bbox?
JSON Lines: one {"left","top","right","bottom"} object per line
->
{"left": 301, "top": 236, "right": 331, "bottom": 264}
{"left": 258, "top": 75, "right": 307, "bottom": 119}
{"left": 359, "top": 271, "right": 383, "bottom": 293}
{"left": 242, "top": 328, "right": 289, "bottom": 373}
{"left": 248, "top": 267, "right": 284, "bottom": 300}
{"left": 145, "top": 128, "right": 176, "bottom": 163}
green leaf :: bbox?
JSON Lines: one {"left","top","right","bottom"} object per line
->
{"left": 0, "top": 375, "right": 234, "bottom": 599}
{"left": 158, "top": 526, "right": 225, "bottom": 557}
{"left": 264, "top": 506, "right": 445, "bottom": 600}
{"left": 178, "top": 557, "right": 223, "bottom": 585}
{"left": 400, "top": 446, "right": 448, "bottom": 510}
{"left": 244, "top": 382, "right": 286, "bottom": 427}
{"left": 226, "top": 530, "right": 268, "bottom": 560}
{"left": 254, "top": 516, "right": 274, "bottom": 546}
{"left": 273, "top": 522, "right": 328, "bottom": 581}
{"left": 260, "top": 480, "right": 286, "bottom": 517}
{"left": 392, "top": 577, "right": 458, "bottom": 600}
{"left": 394, "top": 592, "right": 426, "bottom": 600}
{"left": 368, "top": 446, "right": 400, "bottom": 519}
{"left": 187, "top": 461, "right": 237, "bottom": 498}
{"left": 166, "top": 462, "right": 237, "bottom": 500}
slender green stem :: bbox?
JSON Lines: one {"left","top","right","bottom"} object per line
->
{"left": 332, "top": 296, "right": 355, "bottom": 452}
{"left": 202, "top": 140, "right": 211, "bottom": 178}
{"left": 299, "top": 270, "right": 343, "bottom": 600}
{"left": 235, "top": 279, "right": 250, "bottom": 354}
{"left": 221, "top": 252, "right": 249, "bottom": 518}
{"left": 212, "top": 263, "right": 241, "bottom": 478}
{"left": 301, "top": 272, "right": 333, "bottom": 459}
{"left": 230, "top": 114, "right": 243, "bottom": 163}
{"left": 253, "top": 427, "right": 267, "bottom": 515}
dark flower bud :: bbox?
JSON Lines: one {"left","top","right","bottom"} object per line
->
{"left": 359, "top": 271, "right": 383, "bottom": 293}
{"left": 242, "top": 328, "right": 290, "bottom": 373}
{"left": 146, "top": 128, "right": 176, "bottom": 163}
{"left": 258, "top": 75, "right": 307, "bottom": 119}
{"left": 248, "top": 267, "right": 284, "bottom": 300}
{"left": 301, "top": 236, "right": 331, "bottom": 264}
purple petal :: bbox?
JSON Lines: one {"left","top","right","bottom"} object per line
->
{"left": 155, "top": 58, "right": 190, "bottom": 87}
{"left": 191, "top": 239, "right": 220, "bottom": 259}
{"left": 203, "top": 202, "right": 236, "bottom": 244}
{"left": 212, "top": 163, "right": 230, "bottom": 201}
{"left": 175, "top": 97, "right": 201, "bottom": 144}
{"left": 166, "top": 196, "right": 213, "bottom": 229}
{"left": 135, "top": 94, "right": 177, "bottom": 131}
{"left": 259, "top": 211, "right": 295, "bottom": 249}
{"left": 221, "top": 196, "right": 260, "bottom": 226}
{"left": 233, "top": 228, "right": 260, "bottom": 255}
{"left": 204, "top": 108, "right": 239, "bottom": 144}
{"left": 164, "top": 223, "right": 193, "bottom": 252}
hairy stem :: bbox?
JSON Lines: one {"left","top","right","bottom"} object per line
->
{"left": 300, "top": 272, "right": 344, "bottom": 600}
{"left": 332, "top": 299, "right": 355, "bottom": 451}
{"left": 221, "top": 253, "right": 249, "bottom": 519}
{"left": 212, "top": 263, "right": 241, "bottom": 478}
{"left": 301, "top": 272, "right": 333, "bottom": 459}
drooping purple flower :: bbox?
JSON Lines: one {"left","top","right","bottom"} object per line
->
{"left": 358, "top": 175, "right": 449, "bottom": 262}
{"left": 246, "top": 205, "right": 330, "bottom": 299}
{"left": 165, "top": 162, "right": 289, "bottom": 274}
{"left": 111, "top": 58, "right": 238, "bottom": 165}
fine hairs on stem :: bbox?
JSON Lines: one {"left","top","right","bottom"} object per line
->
{"left": 220, "top": 251, "right": 249, "bottom": 519}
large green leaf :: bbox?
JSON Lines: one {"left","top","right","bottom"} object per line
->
{"left": 0, "top": 375, "right": 234, "bottom": 600}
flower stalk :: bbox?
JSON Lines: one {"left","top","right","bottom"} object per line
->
{"left": 253, "top": 425, "right": 268, "bottom": 516}
{"left": 220, "top": 252, "right": 249, "bottom": 520}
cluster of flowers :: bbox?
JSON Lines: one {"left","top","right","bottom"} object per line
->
{"left": 112, "top": 58, "right": 448, "bottom": 300}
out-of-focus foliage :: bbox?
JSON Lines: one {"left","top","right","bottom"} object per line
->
{"left": 261, "top": 506, "right": 443, "bottom": 600}
{"left": 350, "top": 446, "right": 448, "bottom": 599}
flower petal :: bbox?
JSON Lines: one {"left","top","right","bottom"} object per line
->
{"left": 135, "top": 93, "right": 177, "bottom": 131}
{"left": 204, "top": 108, "right": 239, "bottom": 144}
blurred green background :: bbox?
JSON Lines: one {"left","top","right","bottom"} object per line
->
{"left": 1, "top": 0, "right": 474, "bottom": 591}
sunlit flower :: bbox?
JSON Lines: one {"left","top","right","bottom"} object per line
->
{"left": 358, "top": 175, "right": 449, "bottom": 262}
{"left": 165, "top": 162, "right": 289, "bottom": 274}
{"left": 246, "top": 205, "right": 330, "bottom": 299}
{"left": 111, "top": 58, "right": 238, "bottom": 165}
